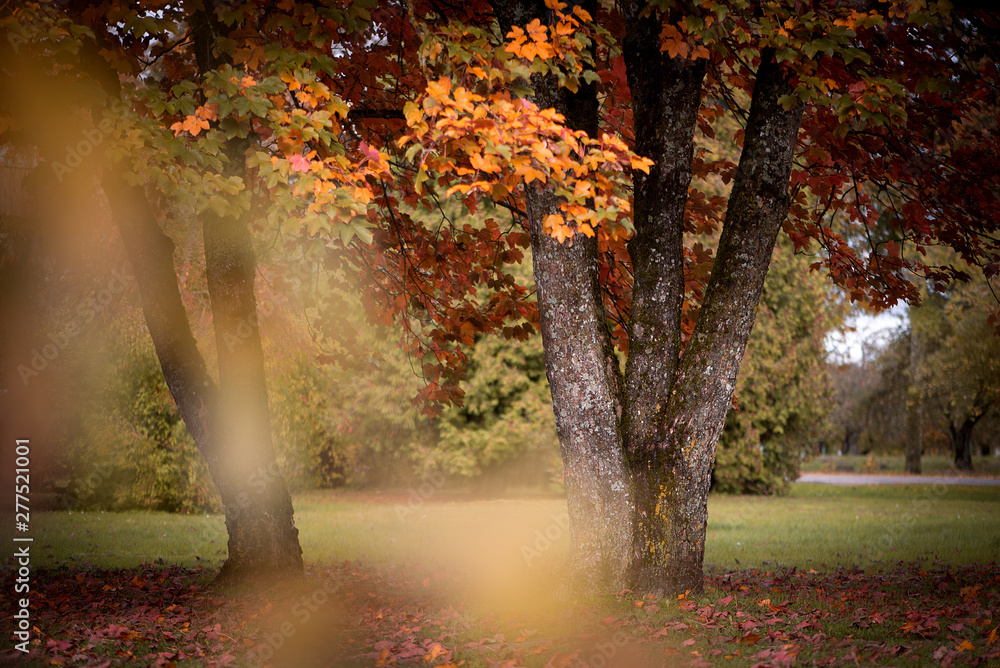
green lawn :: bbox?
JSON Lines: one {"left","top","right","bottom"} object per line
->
{"left": 20, "top": 482, "right": 1000, "bottom": 578}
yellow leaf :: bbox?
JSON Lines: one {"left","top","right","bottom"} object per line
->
{"left": 956, "top": 640, "right": 974, "bottom": 652}
{"left": 404, "top": 101, "right": 424, "bottom": 127}
{"left": 630, "top": 156, "right": 654, "bottom": 174}
{"left": 543, "top": 213, "right": 565, "bottom": 233}
{"left": 425, "top": 77, "right": 452, "bottom": 102}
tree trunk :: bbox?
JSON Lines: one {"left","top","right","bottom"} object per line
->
{"left": 843, "top": 428, "right": 860, "bottom": 456}
{"left": 102, "top": 175, "right": 219, "bottom": 453}
{"left": 625, "top": 49, "right": 804, "bottom": 595}
{"left": 104, "top": 172, "right": 303, "bottom": 581}
{"left": 491, "top": 0, "right": 634, "bottom": 593}
{"left": 204, "top": 139, "right": 303, "bottom": 582}
{"left": 905, "top": 328, "right": 922, "bottom": 474}
{"left": 186, "top": 2, "right": 303, "bottom": 581}
{"left": 619, "top": 1, "right": 707, "bottom": 595}
{"left": 950, "top": 420, "right": 975, "bottom": 471}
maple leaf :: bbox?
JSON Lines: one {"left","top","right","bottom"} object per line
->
{"left": 289, "top": 154, "right": 311, "bottom": 173}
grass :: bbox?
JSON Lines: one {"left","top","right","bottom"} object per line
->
{"left": 801, "top": 453, "right": 1000, "bottom": 476}
{"left": 16, "top": 482, "right": 1000, "bottom": 576}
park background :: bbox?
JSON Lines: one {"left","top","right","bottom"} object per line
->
{"left": 2, "top": 0, "right": 1000, "bottom": 665}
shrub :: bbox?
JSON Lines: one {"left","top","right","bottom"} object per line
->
{"left": 59, "top": 317, "right": 219, "bottom": 512}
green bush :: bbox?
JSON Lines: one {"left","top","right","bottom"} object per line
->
{"left": 268, "top": 338, "right": 432, "bottom": 490}
{"left": 59, "top": 319, "right": 220, "bottom": 512}
{"left": 713, "top": 412, "right": 799, "bottom": 495}
{"left": 427, "top": 333, "right": 562, "bottom": 493}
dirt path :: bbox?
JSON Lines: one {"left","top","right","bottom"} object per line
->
{"left": 798, "top": 473, "right": 1000, "bottom": 486}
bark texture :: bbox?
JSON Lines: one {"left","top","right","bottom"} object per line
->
{"left": 627, "top": 50, "right": 804, "bottom": 594}
{"left": 619, "top": 1, "right": 707, "bottom": 593}
{"left": 492, "top": 0, "right": 634, "bottom": 593}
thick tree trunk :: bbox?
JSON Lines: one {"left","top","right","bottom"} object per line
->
{"left": 950, "top": 420, "right": 975, "bottom": 471}
{"left": 626, "top": 50, "right": 803, "bottom": 595}
{"left": 491, "top": 0, "right": 633, "bottom": 593}
{"left": 204, "top": 140, "right": 303, "bottom": 582}
{"left": 526, "top": 193, "right": 634, "bottom": 593}
{"left": 619, "top": 1, "right": 707, "bottom": 595}
{"left": 905, "top": 328, "right": 922, "bottom": 474}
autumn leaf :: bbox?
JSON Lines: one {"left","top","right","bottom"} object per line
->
{"left": 289, "top": 154, "right": 311, "bottom": 173}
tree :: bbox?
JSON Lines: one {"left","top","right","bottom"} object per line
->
{"left": 4, "top": 0, "right": 999, "bottom": 596}
{"left": 921, "top": 273, "right": 1000, "bottom": 470}
{"left": 2, "top": 2, "right": 305, "bottom": 581}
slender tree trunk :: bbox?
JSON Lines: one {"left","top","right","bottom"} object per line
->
{"left": 950, "top": 420, "right": 975, "bottom": 471}
{"left": 904, "top": 328, "right": 923, "bottom": 474}
{"left": 102, "top": 175, "right": 218, "bottom": 451}
{"left": 625, "top": 50, "right": 804, "bottom": 595}
{"left": 203, "top": 139, "right": 303, "bottom": 582}
{"left": 104, "top": 171, "right": 303, "bottom": 581}
{"left": 491, "top": 0, "right": 633, "bottom": 593}
{"left": 186, "top": 2, "right": 302, "bottom": 581}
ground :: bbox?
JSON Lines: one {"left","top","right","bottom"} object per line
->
{"left": 2, "top": 483, "right": 1000, "bottom": 667}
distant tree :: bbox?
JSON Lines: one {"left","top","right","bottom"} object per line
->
{"left": 921, "top": 274, "right": 1000, "bottom": 470}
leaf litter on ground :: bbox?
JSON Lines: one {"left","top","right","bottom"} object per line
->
{"left": 2, "top": 561, "right": 999, "bottom": 667}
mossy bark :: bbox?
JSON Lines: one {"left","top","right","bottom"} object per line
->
{"left": 622, "top": 45, "right": 804, "bottom": 595}
{"left": 620, "top": 2, "right": 707, "bottom": 594}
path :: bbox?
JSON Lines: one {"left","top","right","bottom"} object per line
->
{"left": 798, "top": 473, "right": 1000, "bottom": 486}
